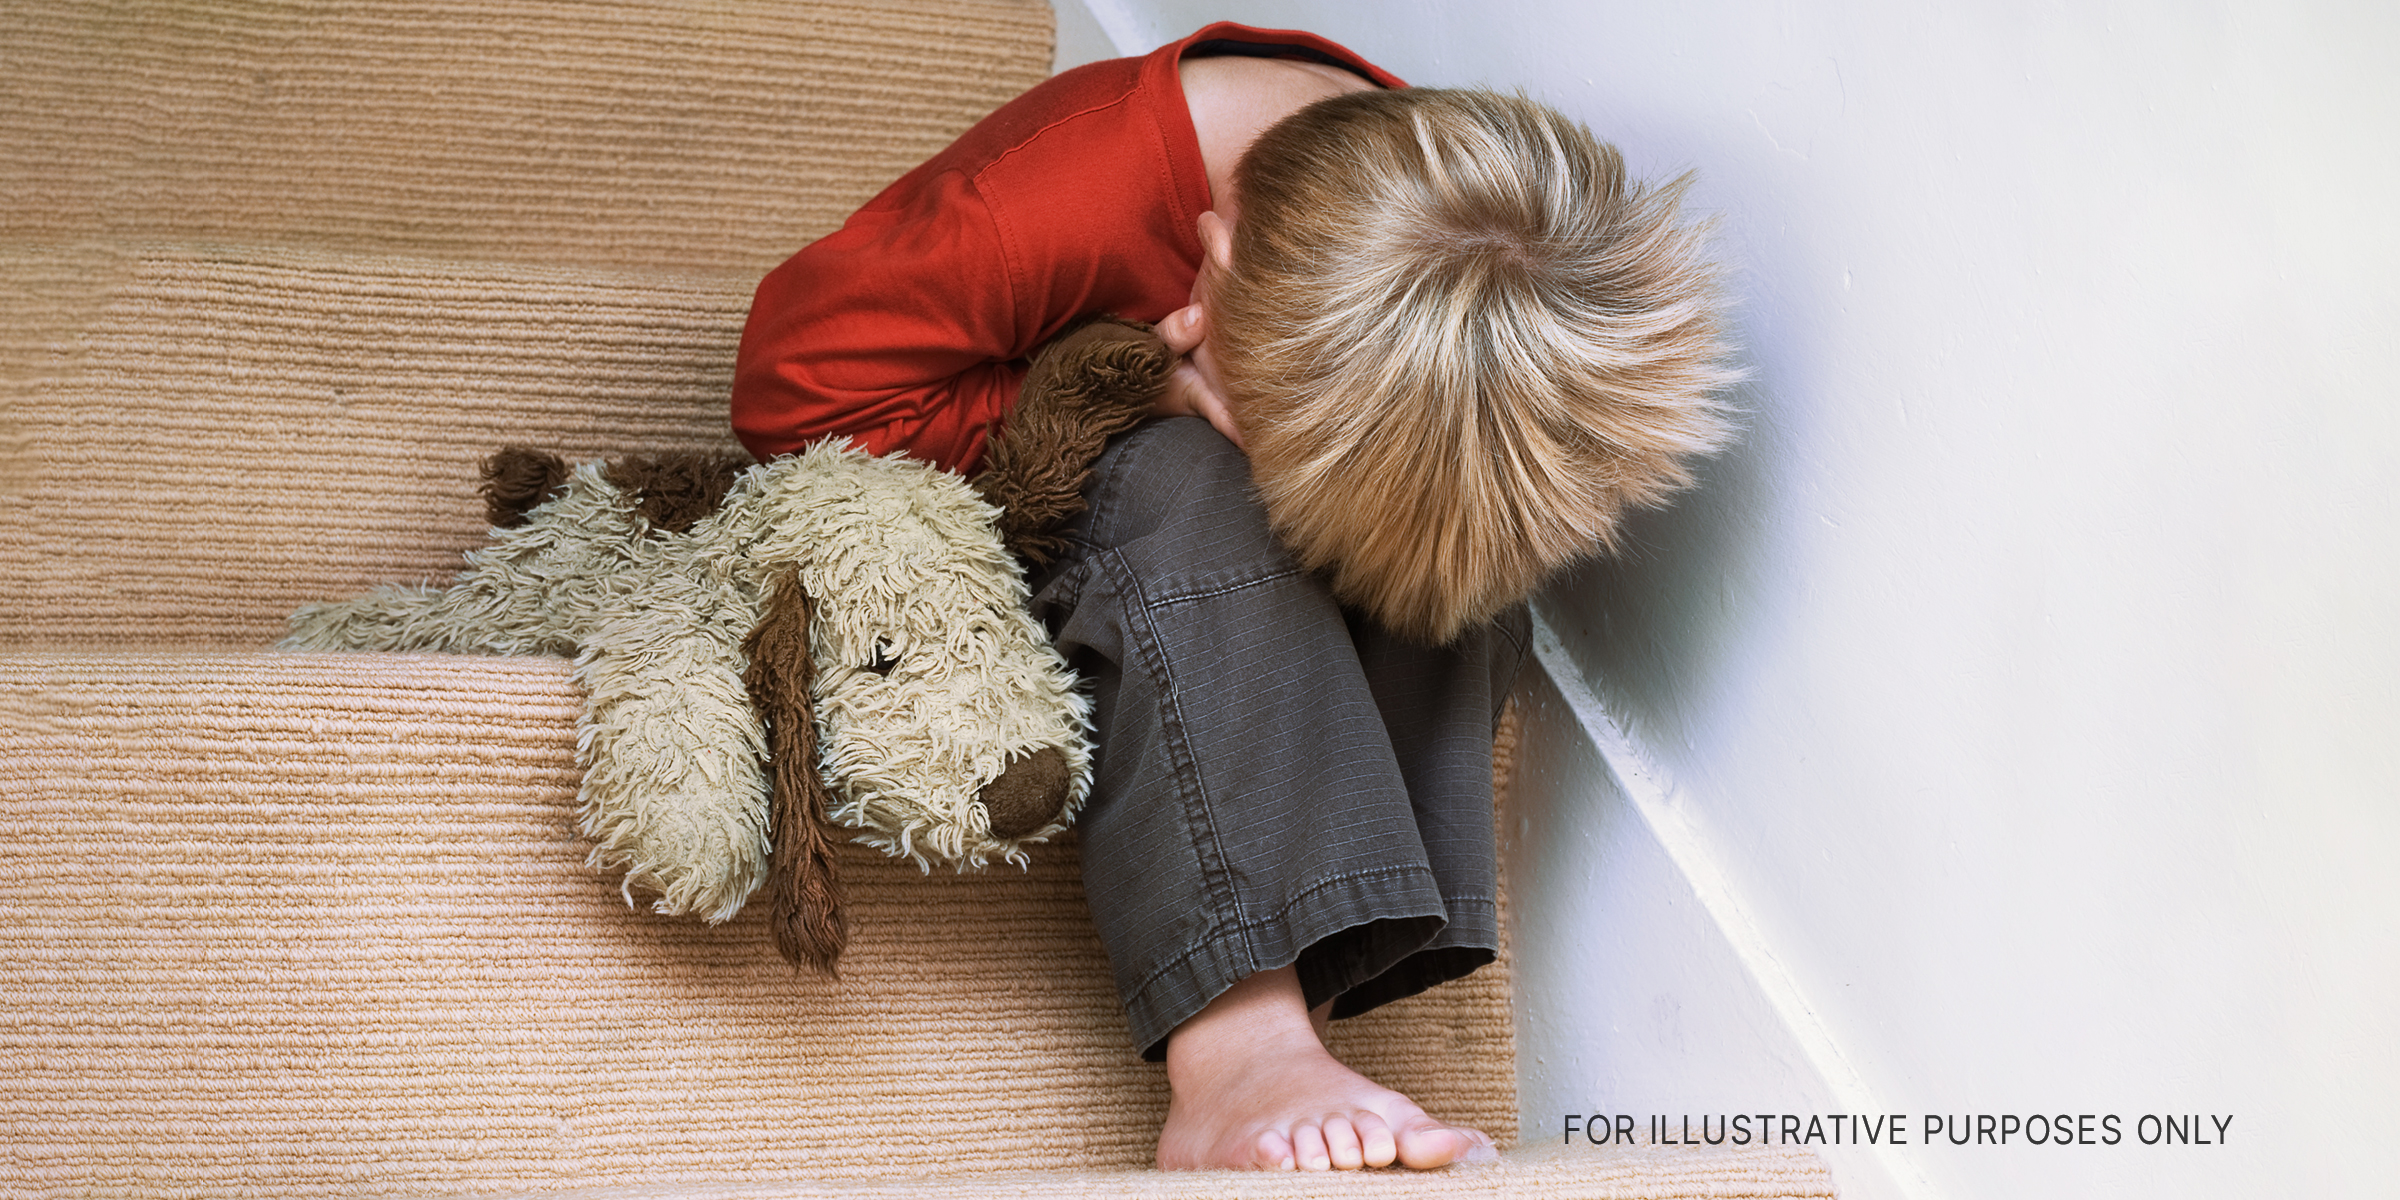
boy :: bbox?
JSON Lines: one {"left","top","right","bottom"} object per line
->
{"left": 733, "top": 22, "right": 1732, "bottom": 1173}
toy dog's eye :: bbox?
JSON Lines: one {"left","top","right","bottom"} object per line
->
{"left": 865, "top": 638, "right": 900, "bottom": 677}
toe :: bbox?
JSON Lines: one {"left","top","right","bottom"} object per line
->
{"left": 1456, "top": 1128, "right": 1500, "bottom": 1164}
{"left": 1323, "top": 1115, "right": 1365, "bottom": 1170}
{"left": 1293, "top": 1121, "right": 1333, "bottom": 1171}
{"left": 1352, "top": 1110, "right": 1399, "bottom": 1169}
{"left": 1393, "top": 1118, "right": 1466, "bottom": 1170}
{"left": 1253, "top": 1129, "right": 1295, "bottom": 1171}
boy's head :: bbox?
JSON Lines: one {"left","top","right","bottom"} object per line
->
{"left": 1208, "top": 87, "right": 1738, "bottom": 644}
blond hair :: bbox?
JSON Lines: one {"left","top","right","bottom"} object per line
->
{"left": 1212, "top": 88, "right": 1738, "bottom": 644}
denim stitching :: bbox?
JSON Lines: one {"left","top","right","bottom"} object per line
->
{"left": 1149, "top": 567, "right": 1310, "bottom": 608}
{"left": 1104, "top": 547, "right": 1251, "bottom": 965}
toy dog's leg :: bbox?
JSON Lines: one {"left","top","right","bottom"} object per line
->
{"left": 280, "top": 464, "right": 635, "bottom": 656}
{"left": 282, "top": 584, "right": 467, "bottom": 652}
{"left": 571, "top": 543, "right": 771, "bottom": 924}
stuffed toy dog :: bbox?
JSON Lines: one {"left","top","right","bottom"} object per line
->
{"left": 283, "top": 318, "right": 1167, "bottom": 971}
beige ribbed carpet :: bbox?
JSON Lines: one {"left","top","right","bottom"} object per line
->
{"left": 0, "top": 654, "right": 1542, "bottom": 1198}
{"left": 0, "top": 247, "right": 754, "bottom": 650}
{"left": 2, "top": 0, "right": 1052, "bottom": 652}
{"left": 1, "top": 0, "right": 1051, "bottom": 275}
{"left": 433, "top": 1144, "right": 1837, "bottom": 1199}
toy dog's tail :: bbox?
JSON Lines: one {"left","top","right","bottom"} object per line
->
{"left": 743, "top": 565, "right": 847, "bottom": 974}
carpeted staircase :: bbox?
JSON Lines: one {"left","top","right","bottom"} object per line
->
{"left": 0, "top": 3, "right": 1836, "bottom": 1196}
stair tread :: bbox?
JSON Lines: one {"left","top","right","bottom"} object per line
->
{"left": 436, "top": 1144, "right": 1837, "bottom": 1198}
{"left": 0, "top": 246, "right": 757, "bottom": 650}
{"left": 0, "top": 652, "right": 1520, "bottom": 1195}
{"left": 0, "top": 0, "right": 1052, "bottom": 276}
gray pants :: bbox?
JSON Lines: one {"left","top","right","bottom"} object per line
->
{"left": 1028, "top": 418, "right": 1528, "bottom": 1060}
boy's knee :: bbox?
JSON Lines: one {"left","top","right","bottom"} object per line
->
{"left": 1082, "top": 416, "right": 1267, "bottom": 541}
{"left": 1106, "top": 415, "right": 1245, "bottom": 478}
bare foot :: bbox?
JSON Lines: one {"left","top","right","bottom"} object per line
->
{"left": 1155, "top": 965, "right": 1495, "bottom": 1171}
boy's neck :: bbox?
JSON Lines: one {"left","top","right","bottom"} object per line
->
{"left": 1177, "top": 54, "right": 1376, "bottom": 223}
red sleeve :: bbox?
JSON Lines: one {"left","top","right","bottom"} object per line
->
{"left": 733, "top": 165, "right": 1026, "bottom": 473}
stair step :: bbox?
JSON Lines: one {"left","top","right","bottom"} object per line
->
{"left": 432, "top": 1144, "right": 1838, "bottom": 1198}
{"left": 0, "top": 245, "right": 753, "bottom": 650}
{"left": 0, "top": 0, "right": 1052, "bottom": 276}
{"left": 0, "top": 652, "right": 1526, "bottom": 1196}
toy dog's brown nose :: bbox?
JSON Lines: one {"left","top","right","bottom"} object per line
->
{"left": 977, "top": 745, "right": 1071, "bottom": 839}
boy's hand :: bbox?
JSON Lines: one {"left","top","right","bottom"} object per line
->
{"left": 1155, "top": 302, "right": 1244, "bottom": 451}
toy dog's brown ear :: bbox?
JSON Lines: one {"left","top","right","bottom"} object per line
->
{"left": 480, "top": 447, "right": 571, "bottom": 528}
{"left": 601, "top": 450, "right": 755, "bottom": 534}
{"left": 742, "top": 565, "right": 846, "bottom": 974}
{"left": 970, "top": 317, "right": 1170, "bottom": 564}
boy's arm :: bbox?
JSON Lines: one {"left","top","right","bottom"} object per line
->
{"left": 732, "top": 168, "right": 1031, "bottom": 475}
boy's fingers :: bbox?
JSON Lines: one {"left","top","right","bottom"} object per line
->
{"left": 1157, "top": 302, "right": 1206, "bottom": 353}
{"left": 1152, "top": 310, "right": 1243, "bottom": 451}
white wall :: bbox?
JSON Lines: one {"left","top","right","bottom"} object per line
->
{"left": 1064, "top": 4, "right": 2400, "bottom": 1198}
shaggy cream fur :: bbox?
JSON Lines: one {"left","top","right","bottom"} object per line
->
{"left": 282, "top": 442, "right": 1091, "bottom": 923}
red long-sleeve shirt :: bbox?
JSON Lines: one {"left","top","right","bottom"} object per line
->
{"left": 730, "top": 23, "right": 1403, "bottom": 474}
